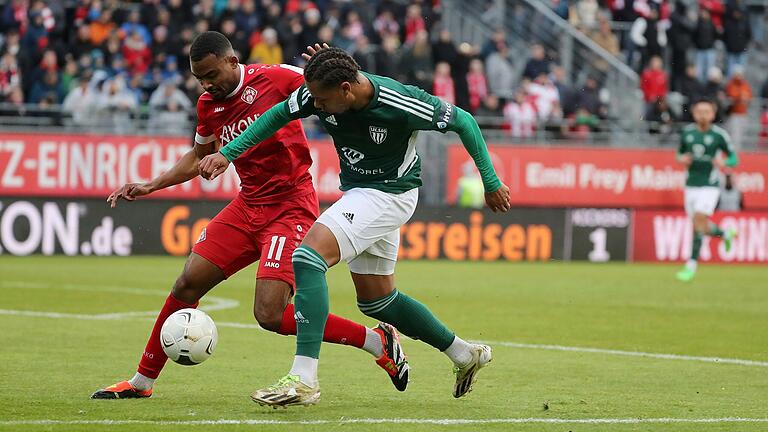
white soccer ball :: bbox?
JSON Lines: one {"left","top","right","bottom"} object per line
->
{"left": 160, "top": 308, "right": 218, "bottom": 365}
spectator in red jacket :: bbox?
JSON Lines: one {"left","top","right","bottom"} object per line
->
{"left": 466, "top": 59, "right": 488, "bottom": 113}
{"left": 122, "top": 31, "right": 152, "bottom": 76}
{"left": 640, "top": 55, "right": 668, "bottom": 103}
{"left": 433, "top": 62, "right": 456, "bottom": 105}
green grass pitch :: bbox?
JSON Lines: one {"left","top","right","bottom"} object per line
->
{"left": 1, "top": 256, "right": 767, "bottom": 432}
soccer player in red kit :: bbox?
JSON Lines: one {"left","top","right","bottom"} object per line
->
{"left": 91, "top": 32, "right": 408, "bottom": 400}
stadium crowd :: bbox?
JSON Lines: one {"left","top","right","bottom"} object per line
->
{"left": 0, "top": 0, "right": 765, "bottom": 145}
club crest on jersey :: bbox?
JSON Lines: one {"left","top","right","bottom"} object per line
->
{"left": 704, "top": 135, "right": 713, "bottom": 145}
{"left": 241, "top": 86, "right": 258, "bottom": 104}
{"left": 369, "top": 126, "right": 387, "bottom": 144}
{"left": 341, "top": 147, "right": 365, "bottom": 165}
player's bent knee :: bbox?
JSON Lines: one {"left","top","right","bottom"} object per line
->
{"left": 254, "top": 305, "right": 283, "bottom": 332}
{"left": 172, "top": 273, "right": 203, "bottom": 304}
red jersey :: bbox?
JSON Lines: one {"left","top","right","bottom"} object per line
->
{"left": 195, "top": 63, "right": 314, "bottom": 205}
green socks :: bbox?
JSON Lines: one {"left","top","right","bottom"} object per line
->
{"left": 358, "top": 289, "right": 455, "bottom": 351}
{"left": 691, "top": 232, "right": 703, "bottom": 261}
{"left": 291, "top": 246, "right": 329, "bottom": 359}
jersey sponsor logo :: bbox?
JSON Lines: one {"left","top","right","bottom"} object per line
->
{"left": 219, "top": 113, "right": 260, "bottom": 144}
{"left": 342, "top": 212, "right": 354, "bottom": 223}
{"left": 241, "top": 86, "right": 258, "bottom": 104}
{"left": 341, "top": 147, "right": 365, "bottom": 165}
{"left": 439, "top": 102, "right": 453, "bottom": 128}
{"left": 325, "top": 115, "right": 338, "bottom": 126}
{"left": 196, "top": 227, "right": 206, "bottom": 244}
{"left": 214, "top": 107, "right": 224, "bottom": 113}
{"left": 369, "top": 126, "right": 387, "bottom": 144}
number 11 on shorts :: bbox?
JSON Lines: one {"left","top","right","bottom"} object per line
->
{"left": 267, "top": 235, "right": 286, "bottom": 261}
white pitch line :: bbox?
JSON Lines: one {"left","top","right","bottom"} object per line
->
{"left": 476, "top": 340, "right": 768, "bottom": 368}
{"left": 0, "top": 280, "right": 239, "bottom": 318}
{"left": 1, "top": 417, "right": 767, "bottom": 426}
{"left": 2, "top": 280, "right": 767, "bottom": 369}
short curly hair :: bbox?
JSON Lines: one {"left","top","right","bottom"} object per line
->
{"left": 303, "top": 46, "right": 360, "bottom": 88}
{"left": 190, "top": 31, "right": 232, "bottom": 62}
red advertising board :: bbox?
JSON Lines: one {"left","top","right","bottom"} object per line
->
{"left": 632, "top": 210, "right": 768, "bottom": 263}
{"left": 447, "top": 145, "right": 768, "bottom": 209}
{"left": 0, "top": 133, "right": 343, "bottom": 202}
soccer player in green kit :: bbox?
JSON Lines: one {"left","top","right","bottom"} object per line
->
{"left": 676, "top": 99, "right": 738, "bottom": 282}
{"left": 200, "top": 44, "right": 511, "bottom": 407}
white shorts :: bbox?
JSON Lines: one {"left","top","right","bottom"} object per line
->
{"left": 316, "top": 187, "right": 418, "bottom": 275}
{"left": 684, "top": 186, "right": 720, "bottom": 216}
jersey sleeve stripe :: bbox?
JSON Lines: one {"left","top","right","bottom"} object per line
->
{"left": 379, "top": 86, "right": 435, "bottom": 114}
{"left": 379, "top": 97, "right": 433, "bottom": 121}
{"left": 194, "top": 132, "right": 216, "bottom": 145}
{"left": 378, "top": 92, "right": 434, "bottom": 118}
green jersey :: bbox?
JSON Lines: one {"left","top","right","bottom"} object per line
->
{"left": 219, "top": 72, "right": 501, "bottom": 195}
{"left": 678, "top": 124, "right": 736, "bottom": 187}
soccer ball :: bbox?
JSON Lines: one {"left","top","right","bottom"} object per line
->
{"left": 160, "top": 308, "right": 218, "bottom": 365}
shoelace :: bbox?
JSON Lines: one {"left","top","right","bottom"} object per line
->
{"left": 267, "top": 374, "right": 300, "bottom": 391}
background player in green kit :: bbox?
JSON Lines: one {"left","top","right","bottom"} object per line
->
{"left": 676, "top": 99, "right": 739, "bottom": 282}
{"left": 200, "top": 44, "right": 511, "bottom": 407}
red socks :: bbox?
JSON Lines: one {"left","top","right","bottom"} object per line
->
{"left": 137, "top": 294, "right": 198, "bottom": 379}
{"left": 137, "top": 297, "right": 365, "bottom": 379}
{"left": 278, "top": 303, "right": 366, "bottom": 348}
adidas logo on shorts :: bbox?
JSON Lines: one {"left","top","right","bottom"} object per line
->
{"left": 342, "top": 212, "right": 354, "bottom": 223}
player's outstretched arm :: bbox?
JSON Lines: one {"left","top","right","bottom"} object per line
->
{"left": 452, "top": 107, "right": 511, "bottom": 212}
{"left": 199, "top": 101, "right": 293, "bottom": 180}
{"left": 107, "top": 142, "right": 215, "bottom": 208}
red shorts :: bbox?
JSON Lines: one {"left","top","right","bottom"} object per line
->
{"left": 191, "top": 191, "right": 319, "bottom": 287}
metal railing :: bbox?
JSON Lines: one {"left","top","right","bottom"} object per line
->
{"left": 443, "top": 0, "right": 643, "bottom": 129}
